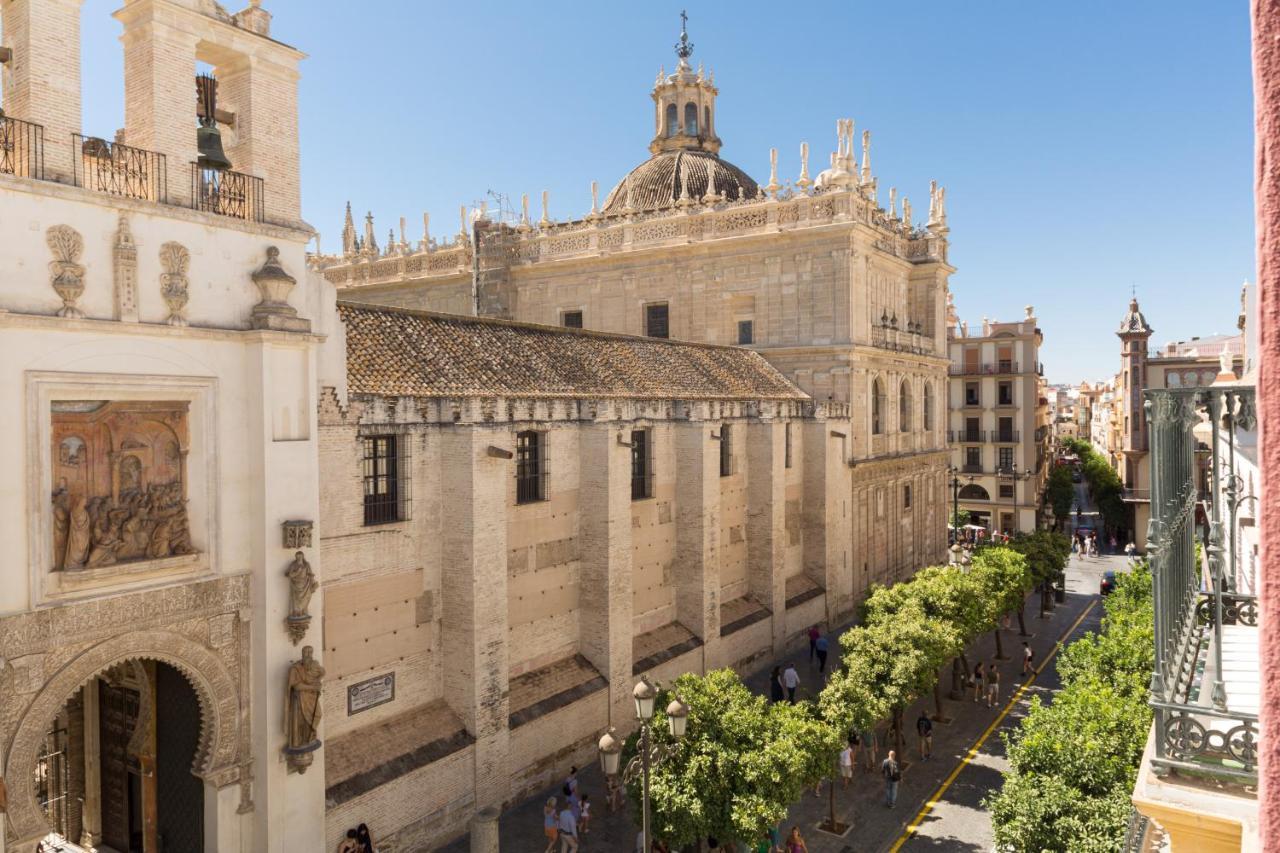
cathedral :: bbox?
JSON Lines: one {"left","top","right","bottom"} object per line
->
{"left": 0, "top": 4, "right": 951, "bottom": 852}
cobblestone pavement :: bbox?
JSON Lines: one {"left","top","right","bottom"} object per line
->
{"left": 439, "top": 575, "right": 1104, "bottom": 853}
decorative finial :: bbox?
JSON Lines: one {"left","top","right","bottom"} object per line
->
{"left": 398, "top": 216, "right": 407, "bottom": 251}
{"left": 766, "top": 147, "right": 780, "bottom": 198}
{"left": 675, "top": 10, "right": 694, "bottom": 61}
{"left": 797, "top": 142, "right": 811, "bottom": 192}
{"left": 860, "top": 130, "right": 871, "bottom": 184}
{"left": 902, "top": 196, "right": 912, "bottom": 228}
{"left": 458, "top": 204, "right": 468, "bottom": 239}
{"left": 520, "top": 193, "right": 530, "bottom": 226}
{"left": 590, "top": 180, "right": 599, "bottom": 215}
{"left": 540, "top": 190, "right": 551, "bottom": 226}
{"left": 421, "top": 212, "right": 430, "bottom": 249}
{"left": 889, "top": 187, "right": 898, "bottom": 218}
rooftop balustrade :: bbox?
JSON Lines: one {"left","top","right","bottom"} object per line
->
{"left": 0, "top": 114, "right": 45, "bottom": 179}
{"left": 73, "top": 134, "right": 167, "bottom": 202}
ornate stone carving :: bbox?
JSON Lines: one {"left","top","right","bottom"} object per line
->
{"left": 47, "top": 225, "right": 86, "bottom": 318}
{"left": 50, "top": 400, "right": 194, "bottom": 571}
{"left": 3, "top": 629, "right": 242, "bottom": 845}
{"left": 250, "top": 246, "right": 310, "bottom": 332}
{"left": 284, "top": 551, "right": 317, "bottom": 645}
{"left": 281, "top": 519, "right": 313, "bottom": 549}
{"left": 159, "top": 241, "right": 191, "bottom": 326}
{"left": 113, "top": 215, "right": 139, "bottom": 322}
{"left": 283, "top": 645, "right": 324, "bottom": 773}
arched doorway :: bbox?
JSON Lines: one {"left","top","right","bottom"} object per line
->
{"left": 5, "top": 630, "right": 241, "bottom": 853}
{"left": 33, "top": 661, "right": 204, "bottom": 852}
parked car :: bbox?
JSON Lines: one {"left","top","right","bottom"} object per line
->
{"left": 1100, "top": 570, "right": 1117, "bottom": 596}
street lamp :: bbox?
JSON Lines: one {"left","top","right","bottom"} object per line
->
{"left": 599, "top": 678, "right": 688, "bottom": 853}
{"left": 947, "top": 465, "right": 976, "bottom": 546}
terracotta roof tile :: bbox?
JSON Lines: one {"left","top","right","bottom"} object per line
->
{"left": 338, "top": 302, "right": 807, "bottom": 401}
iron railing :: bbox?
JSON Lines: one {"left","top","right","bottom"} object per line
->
{"left": 1147, "top": 386, "right": 1258, "bottom": 785}
{"left": 948, "top": 429, "right": 986, "bottom": 443}
{"left": 1122, "top": 808, "right": 1152, "bottom": 852}
{"left": 948, "top": 361, "right": 1021, "bottom": 376}
{"left": 191, "top": 163, "right": 264, "bottom": 222}
{"left": 0, "top": 113, "right": 45, "bottom": 179}
{"left": 993, "top": 429, "right": 1021, "bottom": 443}
{"left": 1123, "top": 488, "right": 1151, "bottom": 502}
{"left": 73, "top": 133, "right": 167, "bottom": 202}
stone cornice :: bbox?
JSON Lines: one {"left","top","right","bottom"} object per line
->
{"left": 0, "top": 309, "right": 327, "bottom": 343}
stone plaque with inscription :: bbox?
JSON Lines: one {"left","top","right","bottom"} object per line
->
{"left": 347, "top": 672, "right": 395, "bottom": 715}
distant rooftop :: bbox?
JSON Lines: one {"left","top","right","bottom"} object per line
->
{"left": 1154, "top": 333, "right": 1243, "bottom": 359}
{"left": 338, "top": 302, "right": 809, "bottom": 401}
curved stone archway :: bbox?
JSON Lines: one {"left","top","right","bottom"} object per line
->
{"left": 3, "top": 629, "right": 241, "bottom": 846}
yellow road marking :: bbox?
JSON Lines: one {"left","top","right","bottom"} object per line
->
{"left": 887, "top": 600, "right": 1099, "bottom": 852}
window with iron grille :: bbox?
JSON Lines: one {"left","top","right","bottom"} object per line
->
{"left": 784, "top": 422, "right": 793, "bottom": 469}
{"left": 562, "top": 310, "right": 583, "bottom": 329}
{"left": 631, "top": 429, "right": 652, "bottom": 500}
{"left": 966, "top": 446, "right": 981, "bottom": 468}
{"left": 737, "top": 320, "right": 754, "bottom": 344}
{"left": 998, "top": 446, "right": 1014, "bottom": 472}
{"left": 999, "top": 483, "right": 1015, "bottom": 499}
{"left": 516, "top": 430, "right": 546, "bottom": 503}
{"left": 363, "top": 434, "right": 410, "bottom": 525}
{"left": 719, "top": 425, "right": 732, "bottom": 477}
{"left": 36, "top": 716, "right": 70, "bottom": 840}
{"left": 645, "top": 303, "right": 669, "bottom": 339}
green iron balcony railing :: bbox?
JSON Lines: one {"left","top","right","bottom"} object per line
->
{"left": 1146, "top": 386, "right": 1257, "bottom": 785}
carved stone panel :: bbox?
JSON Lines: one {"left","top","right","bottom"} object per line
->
{"left": 113, "top": 215, "right": 139, "bottom": 322}
{"left": 47, "top": 225, "right": 86, "bottom": 318}
{"left": 159, "top": 242, "right": 191, "bottom": 327}
{"left": 51, "top": 401, "right": 194, "bottom": 572}
{"left": 281, "top": 520, "right": 312, "bottom": 549}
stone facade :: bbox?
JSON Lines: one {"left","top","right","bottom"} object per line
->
{"left": 946, "top": 305, "right": 1051, "bottom": 535}
{"left": 0, "top": 3, "right": 320, "bottom": 852}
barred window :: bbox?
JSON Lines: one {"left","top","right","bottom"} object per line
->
{"left": 631, "top": 429, "right": 652, "bottom": 500}
{"left": 719, "top": 424, "right": 732, "bottom": 477}
{"left": 784, "top": 422, "right": 793, "bottom": 469}
{"left": 737, "top": 320, "right": 754, "bottom": 345}
{"left": 903, "top": 484, "right": 912, "bottom": 509}
{"left": 562, "top": 310, "right": 583, "bottom": 329}
{"left": 516, "top": 430, "right": 546, "bottom": 504}
{"left": 363, "top": 434, "right": 409, "bottom": 525}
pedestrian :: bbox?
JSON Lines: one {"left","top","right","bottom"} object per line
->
{"left": 783, "top": 662, "right": 800, "bottom": 704}
{"left": 1022, "top": 642, "right": 1034, "bottom": 677}
{"left": 578, "top": 794, "right": 591, "bottom": 835}
{"left": 807, "top": 625, "right": 820, "bottom": 662}
{"left": 839, "top": 740, "right": 854, "bottom": 787}
{"left": 338, "top": 829, "right": 360, "bottom": 853}
{"left": 605, "top": 776, "right": 624, "bottom": 813}
{"left": 815, "top": 634, "right": 829, "bottom": 673}
{"left": 565, "top": 766, "right": 579, "bottom": 797}
{"left": 881, "top": 750, "right": 902, "bottom": 808}
{"left": 1125, "top": 541, "right": 1136, "bottom": 563}
{"left": 769, "top": 666, "right": 784, "bottom": 703}
{"left": 767, "top": 825, "right": 782, "bottom": 853}
{"left": 563, "top": 784, "right": 580, "bottom": 825}
{"left": 786, "top": 826, "right": 809, "bottom": 853}
{"left": 916, "top": 711, "right": 933, "bottom": 760}
{"left": 558, "top": 804, "right": 579, "bottom": 852}
{"left": 543, "top": 798, "right": 560, "bottom": 853}
{"left": 972, "top": 661, "right": 985, "bottom": 702}
{"left": 355, "top": 824, "right": 375, "bottom": 853}
{"left": 987, "top": 663, "right": 1001, "bottom": 708}
{"left": 861, "top": 726, "right": 878, "bottom": 771}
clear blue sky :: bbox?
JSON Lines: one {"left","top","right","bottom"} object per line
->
{"left": 79, "top": 0, "right": 1254, "bottom": 384}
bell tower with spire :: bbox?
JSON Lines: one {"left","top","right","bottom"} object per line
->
{"left": 1117, "top": 295, "right": 1153, "bottom": 454}
{"left": 650, "top": 11, "right": 722, "bottom": 156}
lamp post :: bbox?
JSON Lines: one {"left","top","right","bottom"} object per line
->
{"left": 598, "top": 679, "right": 688, "bottom": 853}
{"left": 947, "top": 465, "right": 975, "bottom": 546}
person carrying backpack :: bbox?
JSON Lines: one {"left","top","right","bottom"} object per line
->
{"left": 916, "top": 711, "right": 933, "bottom": 760}
{"left": 881, "top": 750, "right": 902, "bottom": 807}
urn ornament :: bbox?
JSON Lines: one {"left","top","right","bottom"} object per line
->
{"left": 46, "top": 226, "right": 86, "bottom": 318}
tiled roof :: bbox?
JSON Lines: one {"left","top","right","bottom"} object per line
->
{"left": 602, "top": 149, "right": 759, "bottom": 213}
{"left": 338, "top": 302, "right": 808, "bottom": 401}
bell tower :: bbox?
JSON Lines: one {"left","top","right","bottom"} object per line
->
{"left": 650, "top": 12, "right": 721, "bottom": 156}
{"left": 1117, "top": 296, "right": 1153, "bottom": 454}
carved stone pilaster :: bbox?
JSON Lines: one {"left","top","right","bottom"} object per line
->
{"left": 47, "top": 225, "right": 86, "bottom": 318}
{"left": 113, "top": 215, "right": 139, "bottom": 322}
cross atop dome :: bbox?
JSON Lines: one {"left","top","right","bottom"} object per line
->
{"left": 675, "top": 10, "right": 694, "bottom": 63}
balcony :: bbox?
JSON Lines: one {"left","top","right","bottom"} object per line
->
{"left": 192, "top": 163, "right": 264, "bottom": 223}
{"left": 993, "top": 429, "right": 1021, "bottom": 443}
{"left": 960, "top": 463, "right": 984, "bottom": 474}
{"left": 870, "top": 324, "right": 934, "bottom": 355}
{"left": 948, "top": 429, "right": 985, "bottom": 443}
{"left": 73, "top": 134, "right": 167, "bottom": 202}
{"left": 0, "top": 114, "right": 45, "bottom": 179}
{"left": 1123, "top": 488, "right": 1151, "bottom": 502}
{"left": 1134, "top": 386, "right": 1258, "bottom": 849}
{"left": 949, "top": 360, "right": 1021, "bottom": 376}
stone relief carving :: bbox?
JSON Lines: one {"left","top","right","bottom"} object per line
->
{"left": 50, "top": 401, "right": 194, "bottom": 572}
{"left": 113, "top": 215, "right": 139, "bottom": 322}
{"left": 284, "top": 551, "right": 317, "bottom": 645}
{"left": 159, "top": 241, "right": 191, "bottom": 326}
{"left": 283, "top": 645, "right": 324, "bottom": 773}
{"left": 47, "top": 225, "right": 86, "bottom": 319}
{"left": 281, "top": 519, "right": 313, "bottom": 549}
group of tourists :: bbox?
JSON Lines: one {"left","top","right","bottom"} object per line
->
{"left": 543, "top": 767, "right": 593, "bottom": 852}
{"left": 1073, "top": 528, "right": 1100, "bottom": 557}
{"left": 335, "top": 824, "right": 376, "bottom": 853}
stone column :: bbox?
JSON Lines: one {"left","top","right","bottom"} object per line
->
{"left": 746, "top": 418, "right": 786, "bottom": 654}
{"left": 440, "top": 427, "right": 510, "bottom": 811}
{"left": 1, "top": 0, "right": 83, "bottom": 182}
{"left": 578, "top": 422, "right": 634, "bottom": 727}
{"left": 81, "top": 678, "right": 102, "bottom": 849}
{"left": 116, "top": 1, "right": 200, "bottom": 207}
{"left": 674, "top": 416, "right": 721, "bottom": 666}
{"left": 470, "top": 805, "right": 501, "bottom": 853}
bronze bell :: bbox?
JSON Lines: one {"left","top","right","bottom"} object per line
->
{"left": 195, "top": 74, "right": 232, "bottom": 171}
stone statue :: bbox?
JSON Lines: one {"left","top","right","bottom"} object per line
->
{"left": 285, "top": 550, "right": 318, "bottom": 628}
{"left": 1220, "top": 349, "right": 1235, "bottom": 377}
{"left": 284, "top": 646, "right": 324, "bottom": 772}
{"left": 64, "top": 495, "right": 92, "bottom": 571}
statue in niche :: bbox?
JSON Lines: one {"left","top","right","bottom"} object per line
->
{"left": 283, "top": 646, "right": 325, "bottom": 773}
{"left": 50, "top": 401, "right": 195, "bottom": 572}
{"left": 284, "top": 550, "right": 317, "bottom": 644}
